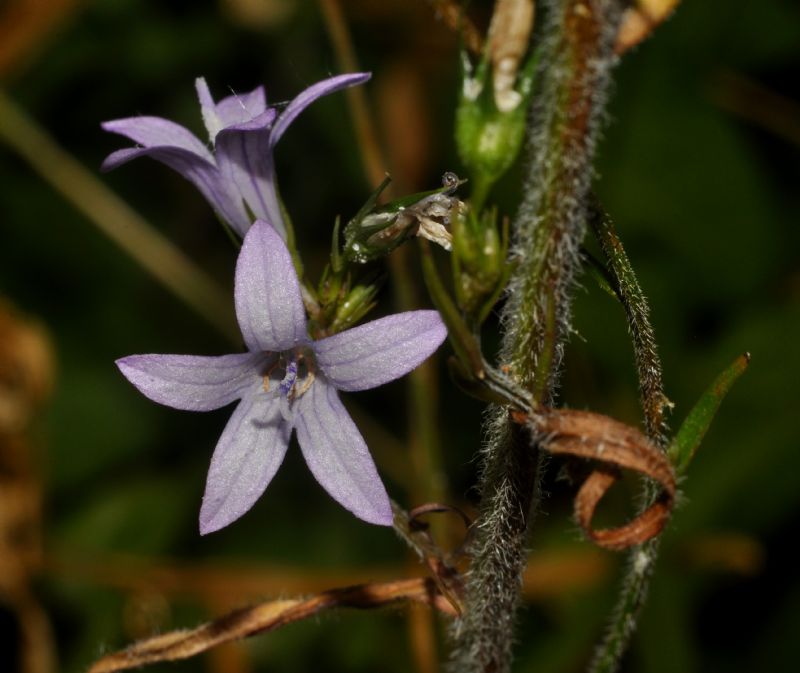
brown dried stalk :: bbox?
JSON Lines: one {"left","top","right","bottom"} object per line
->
{"left": 515, "top": 408, "right": 676, "bottom": 550}
{"left": 88, "top": 577, "right": 458, "bottom": 673}
{"left": 424, "top": 0, "right": 681, "bottom": 59}
{"left": 615, "top": 0, "right": 681, "bottom": 54}
{"left": 425, "top": 0, "right": 483, "bottom": 55}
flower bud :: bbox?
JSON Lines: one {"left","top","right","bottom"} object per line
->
{"left": 342, "top": 174, "right": 463, "bottom": 264}
{"left": 452, "top": 207, "right": 510, "bottom": 322}
{"left": 330, "top": 281, "right": 380, "bottom": 333}
{"left": 455, "top": 36, "right": 538, "bottom": 208}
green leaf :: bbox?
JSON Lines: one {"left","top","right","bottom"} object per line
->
{"left": 667, "top": 352, "right": 751, "bottom": 475}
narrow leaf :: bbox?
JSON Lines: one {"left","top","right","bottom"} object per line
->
{"left": 667, "top": 352, "right": 751, "bottom": 475}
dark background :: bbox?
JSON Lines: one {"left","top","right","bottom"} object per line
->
{"left": 1, "top": 1, "right": 798, "bottom": 671}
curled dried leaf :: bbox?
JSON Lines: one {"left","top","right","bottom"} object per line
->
{"left": 89, "top": 577, "right": 457, "bottom": 673}
{"left": 513, "top": 408, "right": 676, "bottom": 550}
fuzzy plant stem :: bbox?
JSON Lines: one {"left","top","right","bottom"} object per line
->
{"left": 587, "top": 209, "right": 668, "bottom": 673}
{"left": 447, "top": 2, "right": 623, "bottom": 672}
{"left": 589, "top": 205, "right": 669, "bottom": 443}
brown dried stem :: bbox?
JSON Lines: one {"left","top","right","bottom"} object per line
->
{"left": 615, "top": 0, "right": 681, "bottom": 54}
{"left": 88, "top": 578, "right": 458, "bottom": 673}
{"left": 424, "top": 0, "right": 484, "bottom": 55}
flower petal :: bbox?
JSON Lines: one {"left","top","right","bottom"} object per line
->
{"left": 116, "top": 352, "right": 267, "bottom": 411}
{"left": 100, "top": 145, "right": 250, "bottom": 235}
{"left": 235, "top": 220, "right": 308, "bottom": 352}
{"left": 293, "top": 379, "right": 392, "bottom": 526}
{"left": 196, "top": 77, "right": 223, "bottom": 140}
{"left": 199, "top": 393, "right": 291, "bottom": 534}
{"left": 216, "top": 86, "right": 268, "bottom": 128}
{"left": 196, "top": 78, "right": 268, "bottom": 141}
{"left": 314, "top": 310, "right": 446, "bottom": 392}
{"left": 102, "top": 116, "right": 213, "bottom": 162}
{"left": 215, "top": 109, "right": 285, "bottom": 238}
{"left": 269, "top": 73, "right": 371, "bottom": 149}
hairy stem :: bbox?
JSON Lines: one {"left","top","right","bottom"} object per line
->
{"left": 587, "top": 208, "right": 668, "bottom": 673}
{"left": 590, "top": 205, "right": 669, "bottom": 443}
{"left": 448, "top": 2, "right": 623, "bottom": 672}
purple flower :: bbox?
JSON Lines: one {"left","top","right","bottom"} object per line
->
{"left": 116, "top": 220, "right": 447, "bottom": 534}
{"left": 101, "top": 73, "right": 370, "bottom": 238}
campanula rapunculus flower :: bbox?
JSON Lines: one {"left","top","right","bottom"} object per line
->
{"left": 101, "top": 73, "right": 370, "bottom": 238}
{"left": 116, "top": 220, "right": 447, "bottom": 534}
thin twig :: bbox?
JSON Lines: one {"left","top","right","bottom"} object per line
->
{"left": 317, "top": 0, "right": 385, "bottom": 188}
{"left": 88, "top": 578, "right": 458, "bottom": 673}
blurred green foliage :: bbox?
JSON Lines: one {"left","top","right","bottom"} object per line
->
{"left": 1, "top": 1, "right": 799, "bottom": 672}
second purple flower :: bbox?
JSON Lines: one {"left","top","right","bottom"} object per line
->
{"left": 101, "top": 73, "right": 370, "bottom": 238}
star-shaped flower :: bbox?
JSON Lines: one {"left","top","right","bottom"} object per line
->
{"left": 116, "top": 220, "right": 447, "bottom": 533}
{"left": 101, "top": 73, "right": 369, "bottom": 238}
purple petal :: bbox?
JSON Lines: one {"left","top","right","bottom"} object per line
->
{"left": 314, "top": 311, "right": 446, "bottom": 392}
{"left": 101, "top": 145, "right": 250, "bottom": 236}
{"left": 216, "top": 86, "right": 268, "bottom": 128}
{"left": 235, "top": 220, "right": 308, "bottom": 352}
{"left": 269, "top": 73, "right": 371, "bottom": 149}
{"left": 215, "top": 109, "right": 285, "bottom": 238}
{"left": 196, "top": 78, "right": 268, "bottom": 141}
{"left": 116, "top": 352, "right": 267, "bottom": 411}
{"left": 199, "top": 393, "right": 291, "bottom": 534}
{"left": 293, "top": 379, "right": 392, "bottom": 525}
{"left": 102, "top": 116, "right": 213, "bottom": 162}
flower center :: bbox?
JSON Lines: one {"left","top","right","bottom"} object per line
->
{"left": 262, "top": 348, "right": 315, "bottom": 416}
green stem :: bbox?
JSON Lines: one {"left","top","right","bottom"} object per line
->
{"left": 590, "top": 536, "right": 661, "bottom": 673}
{"left": 587, "top": 206, "right": 670, "bottom": 673}
{"left": 447, "top": 2, "right": 623, "bottom": 672}
{"left": 590, "top": 204, "right": 669, "bottom": 443}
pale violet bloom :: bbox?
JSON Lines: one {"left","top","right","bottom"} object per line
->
{"left": 101, "top": 73, "right": 370, "bottom": 238}
{"left": 116, "top": 220, "right": 447, "bottom": 534}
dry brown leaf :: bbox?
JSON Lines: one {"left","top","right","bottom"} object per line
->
{"left": 515, "top": 408, "right": 677, "bottom": 550}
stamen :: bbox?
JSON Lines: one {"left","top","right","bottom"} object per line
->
{"left": 262, "top": 358, "right": 281, "bottom": 392}
{"left": 291, "top": 371, "right": 316, "bottom": 400}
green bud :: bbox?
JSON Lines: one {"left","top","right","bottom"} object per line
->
{"left": 342, "top": 174, "right": 463, "bottom": 264}
{"left": 330, "top": 280, "right": 381, "bottom": 333}
{"left": 455, "top": 48, "right": 538, "bottom": 209}
{"left": 452, "top": 207, "right": 510, "bottom": 322}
